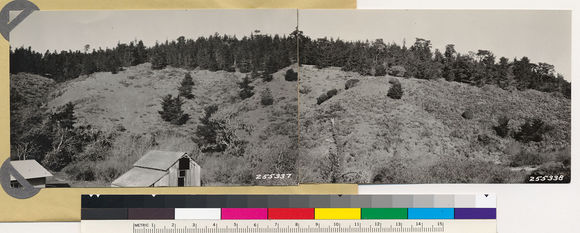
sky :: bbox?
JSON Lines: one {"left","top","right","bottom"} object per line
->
{"left": 11, "top": 9, "right": 571, "bottom": 80}
{"left": 300, "top": 10, "right": 571, "bottom": 81}
{"left": 11, "top": 9, "right": 297, "bottom": 51}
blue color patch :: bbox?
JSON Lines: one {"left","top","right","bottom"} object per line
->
{"left": 408, "top": 208, "right": 454, "bottom": 219}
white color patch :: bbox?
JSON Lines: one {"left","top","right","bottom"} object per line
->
{"left": 174, "top": 208, "right": 221, "bottom": 220}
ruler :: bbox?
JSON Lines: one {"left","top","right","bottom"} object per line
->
{"left": 81, "top": 220, "right": 496, "bottom": 233}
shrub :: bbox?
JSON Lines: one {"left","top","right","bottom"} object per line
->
{"left": 462, "top": 109, "right": 474, "bottom": 119}
{"left": 555, "top": 147, "right": 571, "bottom": 166}
{"left": 514, "top": 118, "right": 551, "bottom": 143}
{"left": 260, "top": 88, "right": 274, "bottom": 106}
{"left": 428, "top": 157, "right": 514, "bottom": 183}
{"left": 262, "top": 73, "right": 273, "bottom": 82}
{"left": 493, "top": 116, "right": 510, "bottom": 138}
{"left": 299, "top": 85, "right": 311, "bottom": 94}
{"left": 63, "top": 162, "right": 96, "bottom": 181}
{"left": 41, "top": 126, "right": 94, "bottom": 171}
{"left": 42, "top": 148, "right": 73, "bottom": 172}
{"left": 317, "top": 93, "right": 329, "bottom": 105}
{"left": 509, "top": 150, "right": 544, "bottom": 167}
{"left": 317, "top": 89, "right": 338, "bottom": 105}
{"left": 158, "top": 94, "right": 190, "bottom": 125}
{"left": 387, "top": 81, "right": 403, "bottom": 99}
{"left": 477, "top": 134, "right": 492, "bottom": 145}
{"left": 97, "top": 165, "right": 123, "bottom": 182}
{"left": 372, "top": 156, "right": 420, "bottom": 184}
{"left": 374, "top": 64, "right": 387, "bottom": 76}
{"left": 387, "top": 65, "right": 406, "bottom": 77}
{"left": 285, "top": 69, "right": 298, "bottom": 81}
{"left": 327, "top": 88, "right": 338, "bottom": 97}
{"left": 344, "top": 79, "right": 360, "bottom": 90}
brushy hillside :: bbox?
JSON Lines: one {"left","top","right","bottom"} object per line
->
{"left": 298, "top": 65, "right": 570, "bottom": 184}
{"left": 11, "top": 63, "right": 298, "bottom": 186}
{"left": 10, "top": 73, "right": 56, "bottom": 161}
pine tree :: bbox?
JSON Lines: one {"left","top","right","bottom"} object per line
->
{"left": 51, "top": 102, "right": 76, "bottom": 129}
{"left": 151, "top": 49, "right": 167, "bottom": 70}
{"left": 178, "top": 73, "right": 195, "bottom": 99}
{"left": 158, "top": 94, "right": 189, "bottom": 125}
{"left": 132, "top": 40, "right": 148, "bottom": 66}
{"left": 238, "top": 76, "right": 254, "bottom": 99}
{"left": 195, "top": 104, "right": 228, "bottom": 152}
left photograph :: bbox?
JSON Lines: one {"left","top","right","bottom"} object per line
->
{"left": 9, "top": 9, "right": 300, "bottom": 187}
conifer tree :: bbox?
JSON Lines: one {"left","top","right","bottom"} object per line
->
{"left": 51, "top": 102, "right": 76, "bottom": 129}
{"left": 387, "top": 81, "right": 403, "bottom": 99}
{"left": 238, "top": 75, "right": 255, "bottom": 99}
{"left": 151, "top": 49, "right": 167, "bottom": 70}
{"left": 158, "top": 94, "right": 189, "bottom": 125}
{"left": 178, "top": 73, "right": 195, "bottom": 99}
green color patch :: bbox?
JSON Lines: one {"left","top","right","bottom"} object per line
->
{"left": 361, "top": 208, "right": 408, "bottom": 219}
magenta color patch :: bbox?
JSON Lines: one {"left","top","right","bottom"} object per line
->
{"left": 221, "top": 208, "right": 268, "bottom": 219}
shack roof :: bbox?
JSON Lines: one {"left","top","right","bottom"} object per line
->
{"left": 133, "top": 150, "right": 187, "bottom": 171}
{"left": 111, "top": 167, "right": 166, "bottom": 187}
{"left": 10, "top": 160, "right": 53, "bottom": 181}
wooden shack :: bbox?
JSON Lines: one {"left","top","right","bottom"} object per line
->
{"left": 10, "top": 160, "right": 53, "bottom": 188}
{"left": 111, "top": 150, "right": 201, "bottom": 187}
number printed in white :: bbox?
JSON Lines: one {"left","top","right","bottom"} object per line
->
{"left": 255, "top": 173, "right": 294, "bottom": 180}
{"left": 529, "top": 175, "right": 566, "bottom": 182}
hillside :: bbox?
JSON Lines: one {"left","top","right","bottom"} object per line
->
{"left": 12, "top": 63, "right": 298, "bottom": 186}
{"left": 298, "top": 65, "right": 571, "bottom": 184}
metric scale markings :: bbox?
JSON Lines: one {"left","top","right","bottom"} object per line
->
{"left": 81, "top": 220, "right": 496, "bottom": 233}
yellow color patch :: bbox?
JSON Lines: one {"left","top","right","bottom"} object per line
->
{"left": 315, "top": 208, "right": 361, "bottom": 219}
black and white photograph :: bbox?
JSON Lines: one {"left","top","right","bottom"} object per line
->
{"left": 9, "top": 9, "right": 299, "bottom": 187}
{"left": 297, "top": 10, "right": 571, "bottom": 184}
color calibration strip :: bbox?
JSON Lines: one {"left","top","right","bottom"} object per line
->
{"left": 81, "top": 194, "right": 495, "bottom": 220}
{"left": 82, "top": 207, "right": 496, "bottom": 220}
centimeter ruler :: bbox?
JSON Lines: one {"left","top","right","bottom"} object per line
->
{"left": 81, "top": 220, "right": 496, "bottom": 233}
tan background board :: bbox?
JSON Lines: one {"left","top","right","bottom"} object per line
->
{"left": 0, "top": 0, "right": 356, "bottom": 222}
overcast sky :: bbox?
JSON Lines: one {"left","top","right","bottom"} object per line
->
{"left": 300, "top": 10, "right": 571, "bottom": 80}
{"left": 11, "top": 9, "right": 570, "bottom": 80}
{"left": 11, "top": 9, "right": 297, "bottom": 51}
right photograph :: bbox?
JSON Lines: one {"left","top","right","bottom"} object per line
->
{"left": 297, "top": 10, "right": 571, "bottom": 184}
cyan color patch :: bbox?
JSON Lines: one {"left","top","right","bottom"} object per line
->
{"left": 408, "top": 208, "right": 454, "bottom": 219}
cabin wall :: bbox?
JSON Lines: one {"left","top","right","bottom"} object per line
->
{"left": 188, "top": 161, "right": 201, "bottom": 186}
{"left": 28, "top": 177, "right": 46, "bottom": 188}
{"left": 154, "top": 174, "right": 170, "bottom": 187}
{"left": 168, "top": 163, "right": 178, "bottom": 186}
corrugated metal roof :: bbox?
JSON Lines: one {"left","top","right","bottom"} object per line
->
{"left": 111, "top": 167, "right": 166, "bottom": 187}
{"left": 10, "top": 160, "right": 53, "bottom": 181}
{"left": 133, "top": 150, "right": 187, "bottom": 171}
